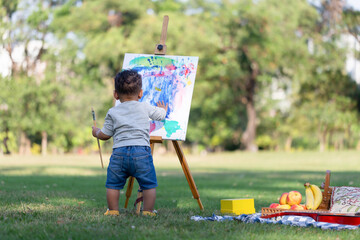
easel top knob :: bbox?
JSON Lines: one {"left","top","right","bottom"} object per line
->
{"left": 154, "top": 15, "right": 169, "bottom": 55}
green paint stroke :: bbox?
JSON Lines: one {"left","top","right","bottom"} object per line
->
{"left": 130, "top": 56, "right": 174, "bottom": 67}
{"left": 164, "top": 120, "right": 181, "bottom": 138}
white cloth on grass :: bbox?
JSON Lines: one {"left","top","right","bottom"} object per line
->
{"left": 191, "top": 213, "right": 359, "bottom": 230}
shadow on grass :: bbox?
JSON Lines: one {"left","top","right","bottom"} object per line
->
{"left": 0, "top": 165, "right": 105, "bottom": 176}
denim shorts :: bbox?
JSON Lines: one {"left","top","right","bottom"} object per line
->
{"left": 106, "top": 146, "right": 157, "bottom": 190}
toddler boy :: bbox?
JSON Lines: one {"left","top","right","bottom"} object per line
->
{"left": 92, "top": 69, "right": 167, "bottom": 216}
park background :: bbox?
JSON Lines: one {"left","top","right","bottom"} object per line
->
{"left": 1, "top": 1, "right": 360, "bottom": 239}
{"left": 1, "top": 0, "right": 360, "bottom": 155}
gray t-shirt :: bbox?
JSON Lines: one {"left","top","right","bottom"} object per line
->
{"left": 101, "top": 101, "right": 166, "bottom": 148}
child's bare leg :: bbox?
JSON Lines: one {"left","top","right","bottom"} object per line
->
{"left": 106, "top": 188, "right": 120, "bottom": 210}
{"left": 142, "top": 188, "right": 156, "bottom": 212}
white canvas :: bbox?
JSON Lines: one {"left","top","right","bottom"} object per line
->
{"left": 118, "top": 53, "right": 198, "bottom": 141}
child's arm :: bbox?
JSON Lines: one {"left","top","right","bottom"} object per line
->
{"left": 92, "top": 126, "right": 111, "bottom": 141}
{"left": 148, "top": 101, "right": 167, "bottom": 121}
{"left": 94, "top": 110, "right": 114, "bottom": 140}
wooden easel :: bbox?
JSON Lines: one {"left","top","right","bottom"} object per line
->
{"left": 124, "top": 16, "right": 204, "bottom": 212}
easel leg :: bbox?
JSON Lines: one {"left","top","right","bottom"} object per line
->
{"left": 124, "top": 176, "right": 135, "bottom": 208}
{"left": 124, "top": 177, "right": 143, "bottom": 213}
{"left": 135, "top": 189, "right": 143, "bottom": 214}
{"left": 151, "top": 142, "right": 155, "bottom": 155}
{"left": 172, "top": 140, "right": 204, "bottom": 210}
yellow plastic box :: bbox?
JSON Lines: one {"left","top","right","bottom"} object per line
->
{"left": 220, "top": 198, "right": 255, "bottom": 215}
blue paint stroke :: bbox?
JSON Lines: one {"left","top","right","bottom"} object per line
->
{"left": 128, "top": 56, "right": 189, "bottom": 118}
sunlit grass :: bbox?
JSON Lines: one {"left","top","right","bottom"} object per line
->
{"left": 1, "top": 151, "right": 360, "bottom": 239}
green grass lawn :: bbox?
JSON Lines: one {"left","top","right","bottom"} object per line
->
{"left": 1, "top": 150, "right": 360, "bottom": 239}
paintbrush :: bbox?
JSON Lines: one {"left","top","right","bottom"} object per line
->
{"left": 91, "top": 108, "right": 104, "bottom": 169}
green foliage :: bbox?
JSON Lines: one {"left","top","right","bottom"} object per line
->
{"left": 0, "top": 0, "right": 18, "bottom": 17}
{"left": 27, "top": 7, "right": 49, "bottom": 29}
{"left": 153, "top": 0, "right": 184, "bottom": 13}
{"left": 20, "top": 79, "right": 65, "bottom": 135}
{"left": 0, "top": 131, "right": 16, "bottom": 152}
{"left": 255, "top": 135, "right": 275, "bottom": 150}
{"left": 294, "top": 42, "right": 360, "bottom": 149}
{"left": 1, "top": 0, "right": 360, "bottom": 152}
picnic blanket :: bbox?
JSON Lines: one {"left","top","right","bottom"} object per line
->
{"left": 191, "top": 213, "right": 359, "bottom": 230}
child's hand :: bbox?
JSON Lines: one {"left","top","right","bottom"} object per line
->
{"left": 92, "top": 126, "right": 101, "bottom": 138}
{"left": 157, "top": 101, "right": 168, "bottom": 112}
{"left": 92, "top": 126, "right": 111, "bottom": 140}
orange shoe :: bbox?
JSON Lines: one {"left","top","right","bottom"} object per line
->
{"left": 142, "top": 210, "right": 156, "bottom": 217}
{"left": 104, "top": 209, "right": 120, "bottom": 216}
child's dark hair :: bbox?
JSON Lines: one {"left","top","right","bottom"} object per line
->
{"left": 114, "top": 69, "right": 142, "bottom": 96}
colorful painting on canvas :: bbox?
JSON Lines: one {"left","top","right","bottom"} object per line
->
{"left": 120, "top": 53, "right": 198, "bottom": 141}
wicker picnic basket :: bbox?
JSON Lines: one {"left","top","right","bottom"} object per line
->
{"left": 261, "top": 170, "right": 333, "bottom": 216}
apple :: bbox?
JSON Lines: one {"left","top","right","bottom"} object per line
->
{"left": 276, "top": 204, "right": 291, "bottom": 209}
{"left": 290, "top": 204, "right": 305, "bottom": 210}
{"left": 287, "top": 191, "right": 302, "bottom": 206}
{"left": 279, "top": 192, "right": 289, "bottom": 205}
{"left": 269, "top": 203, "right": 280, "bottom": 208}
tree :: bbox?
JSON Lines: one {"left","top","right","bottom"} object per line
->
{"left": 51, "top": 0, "right": 226, "bottom": 151}
{"left": 189, "top": 0, "right": 319, "bottom": 151}
{"left": 290, "top": 0, "right": 360, "bottom": 151}
{"left": 2, "top": 0, "right": 358, "bottom": 153}
{"left": 0, "top": 0, "right": 68, "bottom": 155}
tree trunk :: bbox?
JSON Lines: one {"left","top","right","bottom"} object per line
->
{"left": 3, "top": 137, "right": 10, "bottom": 155}
{"left": 356, "top": 140, "right": 360, "bottom": 151}
{"left": 285, "top": 136, "right": 293, "bottom": 152}
{"left": 41, "top": 131, "right": 47, "bottom": 156}
{"left": 328, "top": 130, "right": 333, "bottom": 149}
{"left": 3, "top": 127, "right": 11, "bottom": 155}
{"left": 241, "top": 100, "right": 258, "bottom": 151}
{"left": 19, "top": 131, "right": 31, "bottom": 155}
{"left": 339, "top": 138, "right": 344, "bottom": 150}
{"left": 319, "top": 126, "right": 327, "bottom": 152}
{"left": 346, "top": 125, "right": 351, "bottom": 149}
{"left": 240, "top": 49, "right": 259, "bottom": 152}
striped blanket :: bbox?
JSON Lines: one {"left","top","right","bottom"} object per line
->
{"left": 190, "top": 213, "right": 359, "bottom": 230}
